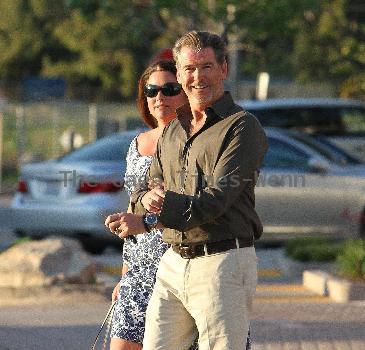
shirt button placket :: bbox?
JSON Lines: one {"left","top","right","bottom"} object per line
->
{"left": 181, "top": 142, "right": 190, "bottom": 195}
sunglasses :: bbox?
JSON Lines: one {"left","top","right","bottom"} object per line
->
{"left": 144, "top": 82, "right": 182, "bottom": 98}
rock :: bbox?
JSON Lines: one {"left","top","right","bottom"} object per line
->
{"left": 0, "top": 237, "right": 96, "bottom": 288}
{"left": 303, "top": 269, "right": 365, "bottom": 302}
{"left": 327, "top": 277, "right": 365, "bottom": 303}
{"left": 303, "top": 270, "right": 331, "bottom": 296}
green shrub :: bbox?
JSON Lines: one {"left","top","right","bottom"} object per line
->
{"left": 336, "top": 239, "right": 365, "bottom": 280}
{"left": 10, "top": 236, "right": 31, "bottom": 247}
{"left": 285, "top": 237, "right": 343, "bottom": 262}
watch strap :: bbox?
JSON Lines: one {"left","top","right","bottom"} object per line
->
{"left": 142, "top": 215, "right": 151, "bottom": 233}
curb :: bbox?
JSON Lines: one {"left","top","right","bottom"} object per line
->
{"left": 304, "top": 270, "right": 365, "bottom": 302}
{"left": 0, "top": 283, "right": 110, "bottom": 306}
{"left": 255, "top": 283, "right": 330, "bottom": 303}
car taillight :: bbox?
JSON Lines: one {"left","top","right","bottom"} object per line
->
{"left": 78, "top": 181, "right": 123, "bottom": 193}
{"left": 17, "top": 180, "right": 28, "bottom": 193}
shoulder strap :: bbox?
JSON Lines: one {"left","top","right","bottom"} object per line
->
{"left": 91, "top": 300, "right": 117, "bottom": 350}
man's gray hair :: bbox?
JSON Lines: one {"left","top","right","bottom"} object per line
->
{"left": 173, "top": 31, "right": 227, "bottom": 66}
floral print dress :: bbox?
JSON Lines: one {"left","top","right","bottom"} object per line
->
{"left": 110, "top": 136, "right": 170, "bottom": 343}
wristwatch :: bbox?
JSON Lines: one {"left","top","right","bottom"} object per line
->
{"left": 143, "top": 213, "right": 158, "bottom": 232}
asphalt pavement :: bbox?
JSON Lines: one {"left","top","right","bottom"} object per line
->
{"left": 0, "top": 294, "right": 364, "bottom": 349}
{"left": 1, "top": 192, "right": 365, "bottom": 349}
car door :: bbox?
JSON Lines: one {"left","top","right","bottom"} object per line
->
{"left": 255, "top": 137, "right": 349, "bottom": 238}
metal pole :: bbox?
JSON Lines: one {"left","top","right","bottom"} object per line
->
{"left": 256, "top": 72, "right": 270, "bottom": 100}
{"left": 0, "top": 111, "right": 3, "bottom": 193}
{"left": 52, "top": 107, "right": 60, "bottom": 158}
{"left": 226, "top": 4, "right": 239, "bottom": 100}
{"left": 15, "top": 105, "right": 25, "bottom": 169}
{"left": 89, "top": 103, "right": 97, "bottom": 142}
{"left": 228, "top": 34, "right": 239, "bottom": 99}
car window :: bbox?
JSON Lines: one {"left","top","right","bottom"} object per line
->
{"left": 58, "top": 135, "right": 134, "bottom": 162}
{"left": 313, "top": 136, "right": 362, "bottom": 164}
{"left": 289, "top": 134, "right": 362, "bottom": 165}
{"left": 341, "top": 108, "right": 365, "bottom": 134}
{"left": 250, "top": 106, "right": 365, "bottom": 136}
{"left": 264, "top": 138, "right": 310, "bottom": 170}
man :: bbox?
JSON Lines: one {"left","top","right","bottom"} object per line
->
{"left": 106, "top": 31, "right": 268, "bottom": 350}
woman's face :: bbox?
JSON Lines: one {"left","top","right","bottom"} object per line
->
{"left": 146, "top": 70, "right": 187, "bottom": 126}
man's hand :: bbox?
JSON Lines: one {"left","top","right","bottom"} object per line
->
{"left": 104, "top": 212, "right": 123, "bottom": 233}
{"left": 105, "top": 212, "right": 145, "bottom": 239}
{"left": 141, "top": 187, "right": 165, "bottom": 214}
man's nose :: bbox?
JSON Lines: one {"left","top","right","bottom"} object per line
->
{"left": 193, "top": 68, "right": 203, "bottom": 80}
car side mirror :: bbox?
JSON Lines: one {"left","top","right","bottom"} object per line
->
{"left": 308, "top": 156, "right": 330, "bottom": 173}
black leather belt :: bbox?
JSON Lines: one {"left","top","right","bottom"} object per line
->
{"left": 172, "top": 238, "right": 253, "bottom": 259}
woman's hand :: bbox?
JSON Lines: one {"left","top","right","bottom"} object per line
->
{"left": 141, "top": 187, "right": 165, "bottom": 214}
{"left": 112, "top": 282, "right": 121, "bottom": 302}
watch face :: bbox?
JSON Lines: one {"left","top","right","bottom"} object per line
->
{"left": 146, "top": 214, "right": 158, "bottom": 226}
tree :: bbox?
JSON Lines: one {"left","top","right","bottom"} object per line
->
{"left": 45, "top": 0, "right": 227, "bottom": 100}
{"left": 293, "top": 0, "right": 365, "bottom": 98}
{"left": 44, "top": 1, "right": 168, "bottom": 100}
{"left": 0, "top": 0, "right": 70, "bottom": 88}
{"left": 1, "top": 0, "right": 363, "bottom": 101}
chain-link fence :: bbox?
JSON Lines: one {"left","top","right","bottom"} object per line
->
{"left": 0, "top": 101, "right": 141, "bottom": 192}
{"left": 0, "top": 81, "right": 336, "bottom": 193}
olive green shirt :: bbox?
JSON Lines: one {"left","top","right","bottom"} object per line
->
{"left": 131, "top": 92, "right": 268, "bottom": 245}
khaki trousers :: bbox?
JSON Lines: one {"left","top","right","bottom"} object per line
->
{"left": 143, "top": 245, "right": 258, "bottom": 350}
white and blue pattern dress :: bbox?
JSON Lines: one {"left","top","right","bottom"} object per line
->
{"left": 110, "top": 136, "right": 170, "bottom": 344}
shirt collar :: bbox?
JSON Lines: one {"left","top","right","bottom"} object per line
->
{"left": 208, "top": 91, "right": 236, "bottom": 119}
{"left": 176, "top": 91, "right": 236, "bottom": 122}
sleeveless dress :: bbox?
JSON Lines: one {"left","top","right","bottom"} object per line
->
{"left": 110, "top": 136, "right": 170, "bottom": 343}
{"left": 110, "top": 136, "right": 250, "bottom": 349}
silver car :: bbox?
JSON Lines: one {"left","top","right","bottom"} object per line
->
{"left": 11, "top": 130, "right": 139, "bottom": 253}
{"left": 238, "top": 98, "right": 365, "bottom": 161}
{"left": 259, "top": 128, "right": 365, "bottom": 240}
{"left": 11, "top": 127, "right": 365, "bottom": 250}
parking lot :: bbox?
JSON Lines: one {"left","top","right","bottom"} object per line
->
{"left": 0, "top": 285, "right": 364, "bottom": 349}
{"left": 1, "top": 193, "right": 365, "bottom": 349}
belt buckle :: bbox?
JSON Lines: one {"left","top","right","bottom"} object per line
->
{"left": 179, "top": 245, "right": 195, "bottom": 259}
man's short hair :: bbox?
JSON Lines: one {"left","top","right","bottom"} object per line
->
{"left": 173, "top": 31, "right": 227, "bottom": 66}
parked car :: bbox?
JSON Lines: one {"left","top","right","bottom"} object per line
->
{"left": 10, "top": 130, "right": 140, "bottom": 253}
{"left": 238, "top": 98, "right": 365, "bottom": 161}
{"left": 258, "top": 128, "right": 365, "bottom": 240}
{"left": 11, "top": 127, "right": 365, "bottom": 250}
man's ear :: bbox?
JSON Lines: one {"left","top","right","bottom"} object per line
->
{"left": 221, "top": 60, "right": 228, "bottom": 80}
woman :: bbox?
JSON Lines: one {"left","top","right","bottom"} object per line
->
{"left": 107, "top": 59, "right": 192, "bottom": 350}
{"left": 106, "top": 59, "right": 252, "bottom": 350}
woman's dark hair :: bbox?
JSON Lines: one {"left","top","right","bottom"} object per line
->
{"left": 137, "top": 60, "right": 178, "bottom": 128}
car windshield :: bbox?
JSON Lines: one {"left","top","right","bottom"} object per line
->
{"left": 288, "top": 133, "right": 362, "bottom": 165}
{"left": 58, "top": 134, "right": 135, "bottom": 162}
{"left": 250, "top": 106, "right": 365, "bottom": 136}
